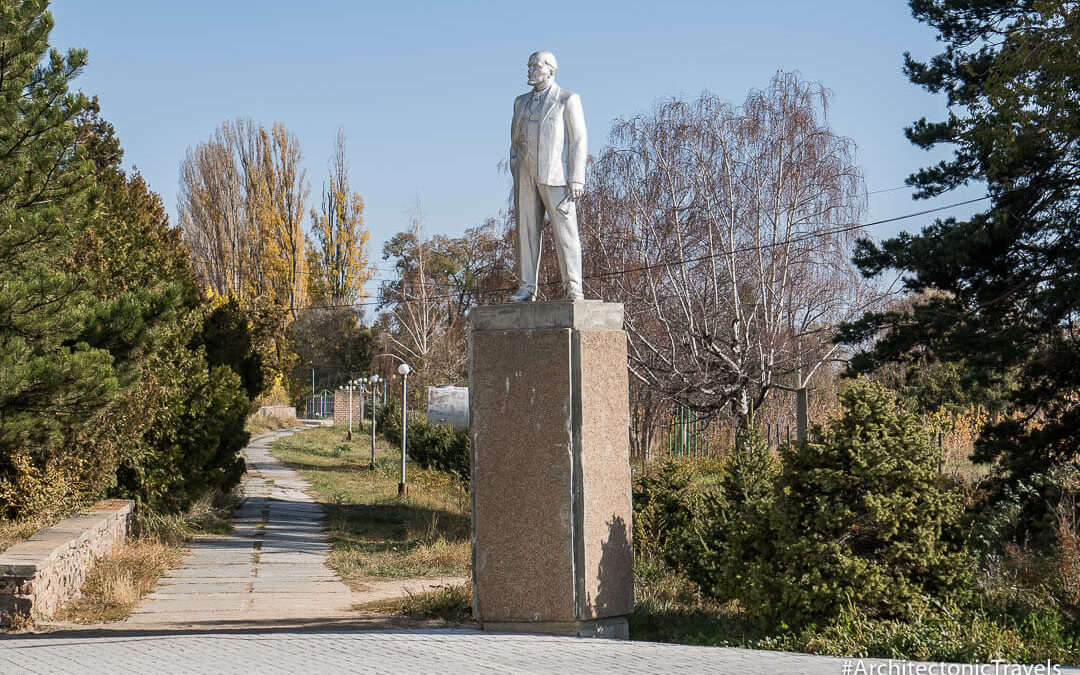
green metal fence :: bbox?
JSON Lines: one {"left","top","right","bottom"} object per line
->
{"left": 305, "top": 389, "right": 335, "bottom": 419}
{"left": 664, "top": 405, "right": 711, "bottom": 457}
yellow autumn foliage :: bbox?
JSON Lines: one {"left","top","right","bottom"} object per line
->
{"left": 305, "top": 128, "right": 374, "bottom": 307}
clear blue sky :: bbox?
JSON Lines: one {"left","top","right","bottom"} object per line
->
{"left": 49, "top": 0, "right": 984, "bottom": 277}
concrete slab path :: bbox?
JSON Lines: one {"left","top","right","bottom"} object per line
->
{"left": 125, "top": 429, "right": 356, "bottom": 628}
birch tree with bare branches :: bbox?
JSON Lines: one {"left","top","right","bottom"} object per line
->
{"left": 383, "top": 204, "right": 447, "bottom": 379}
{"left": 379, "top": 208, "right": 515, "bottom": 390}
{"left": 581, "top": 72, "right": 880, "bottom": 433}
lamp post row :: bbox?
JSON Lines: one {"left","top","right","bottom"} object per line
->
{"left": 338, "top": 364, "right": 412, "bottom": 499}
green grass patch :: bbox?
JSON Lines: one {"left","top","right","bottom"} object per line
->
{"left": 271, "top": 425, "right": 471, "bottom": 588}
{"left": 630, "top": 561, "right": 764, "bottom": 646}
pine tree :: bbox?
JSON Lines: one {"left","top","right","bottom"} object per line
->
{"left": 842, "top": 1, "right": 1080, "bottom": 539}
{"left": 75, "top": 112, "right": 256, "bottom": 513}
{"left": 767, "top": 379, "right": 970, "bottom": 627}
{"left": 0, "top": 0, "right": 116, "bottom": 517}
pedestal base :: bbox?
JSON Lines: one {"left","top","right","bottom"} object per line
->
{"left": 481, "top": 617, "right": 630, "bottom": 640}
{"left": 469, "top": 300, "right": 634, "bottom": 638}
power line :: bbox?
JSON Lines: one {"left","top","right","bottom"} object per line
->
{"left": 580, "top": 196, "right": 989, "bottom": 283}
{"left": 191, "top": 183, "right": 948, "bottom": 285}
{"left": 867, "top": 185, "right": 914, "bottom": 196}
{"left": 859, "top": 195, "right": 987, "bottom": 227}
{"left": 195, "top": 183, "right": 927, "bottom": 283}
{"left": 233, "top": 194, "right": 989, "bottom": 315}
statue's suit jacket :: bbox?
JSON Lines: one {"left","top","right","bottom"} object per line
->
{"left": 510, "top": 84, "right": 587, "bottom": 187}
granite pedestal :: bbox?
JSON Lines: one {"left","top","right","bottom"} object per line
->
{"left": 469, "top": 300, "right": 633, "bottom": 638}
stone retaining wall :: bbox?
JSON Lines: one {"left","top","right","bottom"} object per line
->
{"left": 0, "top": 499, "right": 134, "bottom": 624}
{"left": 252, "top": 405, "right": 298, "bottom": 428}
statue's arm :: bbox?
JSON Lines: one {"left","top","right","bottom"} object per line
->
{"left": 565, "top": 93, "right": 587, "bottom": 189}
{"left": 509, "top": 98, "right": 518, "bottom": 165}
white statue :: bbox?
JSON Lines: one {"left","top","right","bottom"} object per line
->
{"left": 509, "top": 51, "right": 587, "bottom": 302}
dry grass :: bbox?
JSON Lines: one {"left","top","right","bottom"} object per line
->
{"left": 402, "top": 537, "right": 470, "bottom": 571}
{"left": 57, "top": 537, "right": 183, "bottom": 623}
{"left": 3, "top": 608, "right": 35, "bottom": 632}
{"left": 0, "top": 513, "right": 61, "bottom": 554}
{"left": 358, "top": 583, "right": 473, "bottom": 623}
{"left": 245, "top": 379, "right": 298, "bottom": 435}
{"left": 245, "top": 415, "right": 297, "bottom": 436}
{"left": 271, "top": 425, "right": 471, "bottom": 588}
{"left": 180, "top": 489, "right": 237, "bottom": 535}
{"left": 135, "top": 489, "right": 236, "bottom": 544}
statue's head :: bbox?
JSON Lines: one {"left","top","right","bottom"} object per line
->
{"left": 527, "top": 51, "right": 557, "bottom": 88}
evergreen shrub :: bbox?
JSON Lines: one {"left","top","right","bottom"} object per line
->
{"left": 632, "top": 379, "right": 973, "bottom": 631}
{"left": 631, "top": 459, "right": 711, "bottom": 580}
{"left": 377, "top": 403, "right": 470, "bottom": 482}
{"left": 763, "top": 379, "right": 972, "bottom": 627}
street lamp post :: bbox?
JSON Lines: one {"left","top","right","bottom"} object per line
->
{"left": 347, "top": 378, "right": 354, "bottom": 441}
{"left": 345, "top": 377, "right": 364, "bottom": 442}
{"left": 397, "top": 363, "right": 411, "bottom": 497}
{"left": 369, "top": 374, "right": 379, "bottom": 470}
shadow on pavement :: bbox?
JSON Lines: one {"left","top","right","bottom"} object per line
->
{"left": 26, "top": 615, "right": 482, "bottom": 641}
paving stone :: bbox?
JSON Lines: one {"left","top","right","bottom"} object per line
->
{"left": 5, "top": 630, "right": 1079, "bottom": 675}
{"left": 157, "top": 579, "right": 253, "bottom": 589}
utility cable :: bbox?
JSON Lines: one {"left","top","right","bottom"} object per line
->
{"left": 226, "top": 194, "right": 990, "bottom": 315}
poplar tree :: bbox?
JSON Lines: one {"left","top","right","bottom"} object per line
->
{"left": 178, "top": 118, "right": 309, "bottom": 378}
{"left": 306, "top": 128, "right": 373, "bottom": 308}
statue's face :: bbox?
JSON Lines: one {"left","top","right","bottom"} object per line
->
{"left": 527, "top": 59, "right": 554, "bottom": 88}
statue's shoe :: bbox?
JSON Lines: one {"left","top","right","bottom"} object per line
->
{"left": 509, "top": 287, "right": 535, "bottom": 302}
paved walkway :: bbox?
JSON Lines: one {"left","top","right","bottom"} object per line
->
{"left": 6, "top": 428, "right": 1076, "bottom": 673}
{"left": 5, "top": 629, "right": 1077, "bottom": 674}
{"left": 124, "top": 429, "right": 356, "bottom": 627}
